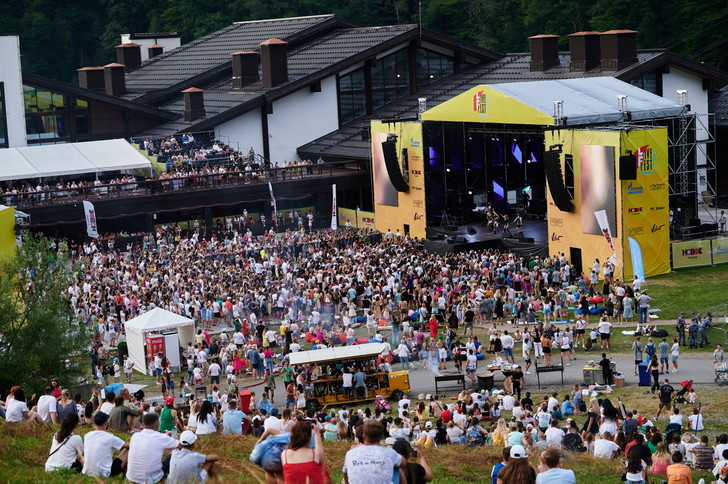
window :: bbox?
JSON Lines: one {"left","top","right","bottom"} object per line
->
{"left": 0, "top": 83, "right": 8, "bottom": 148}
{"left": 23, "top": 85, "right": 91, "bottom": 143}
{"left": 415, "top": 48, "right": 454, "bottom": 88}
{"left": 370, "top": 48, "right": 410, "bottom": 111}
{"left": 338, "top": 68, "right": 367, "bottom": 124}
{"left": 631, "top": 72, "right": 657, "bottom": 94}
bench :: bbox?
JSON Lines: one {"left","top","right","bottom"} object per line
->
{"left": 435, "top": 374, "right": 466, "bottom": 394}
{"left": 533, "top": 356, "right": 564, "bottom": 389}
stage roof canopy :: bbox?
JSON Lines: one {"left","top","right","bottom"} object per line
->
{"left": 0, "top": 139, "right": 151, "bottom": 181}
{"left": 422, "top": 77, "right": 684, "bottom": 126}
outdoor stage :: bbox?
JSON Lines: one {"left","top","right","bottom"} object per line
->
{"left": 423, "top": 216, "right": 547, "bottom": 255}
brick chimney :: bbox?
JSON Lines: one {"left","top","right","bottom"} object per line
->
{"left": 260, "top": 38, "right": 288, "bottom": 89}
{"left": 77, "top": 66, "right": 105, "bottom": 90}
{"left": 529, "top": 35, "right": 560, "bottom": 72}
{"left": 115, "top": 43, "right": 142, "bottom": 70}
{"left": 600, "top": 30, "right": 638, "bottom": 71}
{"left": 182, "top": 87, "right": 205, "bottom": 122}
{"left": 232, "top": 51, "right": 259, "bottom": 89}
{"left": 148, "top": 44, "right": 164, "bottom": 59}
{"left": 568, "top": 31, "right": 601, "bottom": 72}
{"left": 103, "top": 63, "right": 126, "bottom": 96}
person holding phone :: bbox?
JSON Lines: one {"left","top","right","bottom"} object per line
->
{"left": 392, "top": 439, "right": 433, "bottom": 484}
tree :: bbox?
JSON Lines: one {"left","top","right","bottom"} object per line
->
{"left": 0, "top": 233, "right": 90, "bottom": 396}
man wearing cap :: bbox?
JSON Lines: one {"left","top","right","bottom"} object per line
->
{"left": 83, "top": 412, "right": 130, "bottom": 478}
{"left": 536, "top": 447, "right": 576, "bottom": 484}
{"left": 688, "top": 313, "right": 699, "bottom": 349}
{"left": 167, "top": 431, "right": 218, "bottom": 484}
{"left": 126, "top": 413, "right": 180, "bottom": 484}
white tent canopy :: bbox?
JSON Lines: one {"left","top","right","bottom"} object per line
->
{"left": 124, "top": 307, "right": 195, "bottom": 374}
{"left": 0, "top": 138, "right": 151, "bottom": 181}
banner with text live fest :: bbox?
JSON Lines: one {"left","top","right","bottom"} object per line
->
{"left": 619, "top": 128, "right": 670, "bottom": 278}
{"left": 370, "top": 120, "right": 426, "bottom": 239}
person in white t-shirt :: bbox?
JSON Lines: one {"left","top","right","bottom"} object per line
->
{"left": 544, "top": 420, "right": 565, "bottom": 446}
{"left": 36, "top": 386, "right": 59, "bottom": 424}
{"left": 592, "top": 432, "right": 620, "bottom": 458}
{"left": 45, "top": 413, "right": 84, "bottom": 473}
{"left": 343, "top": 420, "right": 403, "bottom": 484}
{"left": 501, "top": 393, "right": 515, "bottom": 411}
{"left": 126, "top": 413, "right": 180, "bottom": 484}
{"left": 597, "top": 318, "right": 612, "bottom": 350}
{"left": 83, "top": 411, "right": 129, "bottom": 478}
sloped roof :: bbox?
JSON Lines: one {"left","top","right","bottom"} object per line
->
{"left": 288, "top": 342, "right": 386, "bottom": 366}
{"left": 124, "top": 307, "right": 194, "bottom": 332}
{"left": 142, "top": 25, "right": 423, "bottom": 135}
{"left": 123, "top": 15, "right": 348, "bottom": 97}
{"left": 299, "top": 49, "right": 723, "bottom": 159}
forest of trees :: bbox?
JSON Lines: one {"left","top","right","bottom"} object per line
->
{"left": 1, "top": 0, "right": 727, "bottom": 84}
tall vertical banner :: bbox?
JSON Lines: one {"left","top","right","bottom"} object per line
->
{"left": 594, "top": 210, "right": 616, "bottom": 252}
{"left": 628, "top": 237, "right": 646, "bottom": 282}
{"left": 268, "top": 182, "right": 277, "bottom": 215}
{"left": 83, "top": 201, "right": 99, "bottom": 239}
{"left": 331, "top": 184, "right": 338, "bottom": 231}
{"left": 620, "top": 128, "right": 670, "bottom": 278}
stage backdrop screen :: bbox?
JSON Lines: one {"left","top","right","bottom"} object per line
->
{"left": 580, "top": 145, "right": 616, "bottom": 236}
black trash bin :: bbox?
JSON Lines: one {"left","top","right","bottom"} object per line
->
{"left": 477, "top": 373, "right": 494, "bottom": 391}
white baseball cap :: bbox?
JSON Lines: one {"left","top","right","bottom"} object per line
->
{"left": 179, "top": 430, "right": 197, "bottom": 446}
{"left": 510, "top": 445, "right": 528, "bottom": 459}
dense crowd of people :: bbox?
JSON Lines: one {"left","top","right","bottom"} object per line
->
{"left": 2, "top": 221, "right": 727, "bottom": 483}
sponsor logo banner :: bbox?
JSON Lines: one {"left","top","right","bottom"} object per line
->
{"left": 672, "top": 240, "right": 712, "bottom": 269}
{"left": 627, "top": 183, "right": 643, "bottom": 195}
{"left": 712, "top": 237, "right": 728, "bottom": 265}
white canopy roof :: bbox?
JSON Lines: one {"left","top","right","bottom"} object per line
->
{"left": 289, "top": 342, "right": 386, "bottom": 366}
{"left": 124, "top": 307, "right": 194, "bottom": 333}
{"left": 492, "top": 77, "right": 684, "bottom": 126}
{"left": 0, "top": 139, "right": 151, "bottom": 181}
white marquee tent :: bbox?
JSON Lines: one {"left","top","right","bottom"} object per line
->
{"left": 124, "top": 308, "right": 195, "bottom": 374}
{"left": 0, "top": 138, "right": 151, "bottom": 181}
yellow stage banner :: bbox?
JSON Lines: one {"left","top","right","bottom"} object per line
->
{"left": 711, "top": 236, "right": 728, "bottom": 265}
{"left": 338, "top": 208, "right": 375, "bottom": 230}
{"left": 371, "top": 121, "right": 426, "bottom": 239}
{"left": 672, "top": 240, "right": 712, "bottom": 269}
{"left": 422, "top": 85, "right": 554, "bottom": 125}
{"left": 620, "top": 128, "right": 670, "bottom": 278}
{"left": 0, "top": 205, "right": 17, "bottom": 259}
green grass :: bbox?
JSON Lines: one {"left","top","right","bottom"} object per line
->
{"left": 645, "top": 264, "right": 728, "bottom": 319}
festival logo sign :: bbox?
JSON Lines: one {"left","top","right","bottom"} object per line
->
{"left": 472, "top": 90, "right": 487, "bottom": 115}
{"left": 635, "top": 145, "right": 659, "bottom": 175}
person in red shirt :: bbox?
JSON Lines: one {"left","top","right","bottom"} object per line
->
{"left": 440, "top": 406, "right": 452, "bottom": 424}
{"left": 429, "top": 316, "right": 438, "bottom": 340}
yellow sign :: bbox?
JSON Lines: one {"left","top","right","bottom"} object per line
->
{"left": 0, "top": 205, "right": 16, "bottom": 260}
{"left": 672, "top": 240, "right": 712, "bottom": 269}
{"left": 338, "top": 208, "right": 375, "bottom": 230}
{"left": 371, "top": 121, "right": 427, "bottom": 239}
{"left": 422, "top": 85, "right": 555, "bottom": 125}
{"left": 711, "top": 236, "right": 728, "bottom": 265}
{"left": 620, "top": 128, "right": 670, "bottom": 278}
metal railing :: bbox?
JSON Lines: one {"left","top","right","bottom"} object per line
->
{"left": 2, "top": 160, "right": 365, "bottom": 209}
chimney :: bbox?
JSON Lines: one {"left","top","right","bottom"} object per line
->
{"left": 77, "top": 66, "right": 105, "bottom": 90}
{"left": 148, "top": 44, "right": 164, "bottom": 59}
{"left": 568, "top": 31, "right": 601, "bottom": 72}
{"left": 115, "top": 43, "right": 142, "bottom": 70}
{"left": 260, "top": 38, "right": 288, "bottom": 88}
{"left": 528, "top": 35, "right": 560, "bottom": 71}
{"left": 103, "top": 63, "right": 126, "bottom": 96}
{"left": 232, "top": 51, "right": 259, "bottom": 89}
{"left": 600, "top": 30, "right": 638, "bottom": 71}
{"left": 182, "top": 87, "right": 205, "bottom": 122}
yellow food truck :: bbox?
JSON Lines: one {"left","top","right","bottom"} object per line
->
{"left": 289, "top": 343, "right": 410, "bottom": 410}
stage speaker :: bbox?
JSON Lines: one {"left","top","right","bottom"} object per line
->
{"left": 544, "top": 150, "right": 574, "bottom": 212}
{"left": 619, "top": 154, "right": 637, "bottom": 180}
{"left": 467, "top": 226, "right": 477, "bottom": 235}
{"left": 381, "top": 139, "right": 409, "bottom": 192}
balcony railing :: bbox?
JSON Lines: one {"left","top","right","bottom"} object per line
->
{"left": 2, "top": 160, "right": 365, "bottom": 208}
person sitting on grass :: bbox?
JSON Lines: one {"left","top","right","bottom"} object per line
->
{"left": 666, "top": 451, "right": 692, "bottom": 484}
{"left": 82, "top": 411, "right": 129, "bottom": 478}
{"left": 167, "top": 431, "right": 218, "bottom": 484}
{"left": 45, "top": 413, "right": 84, "bottom": 473}
{"left": 535, "top": 447, "right": 576, "bottom": 484}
